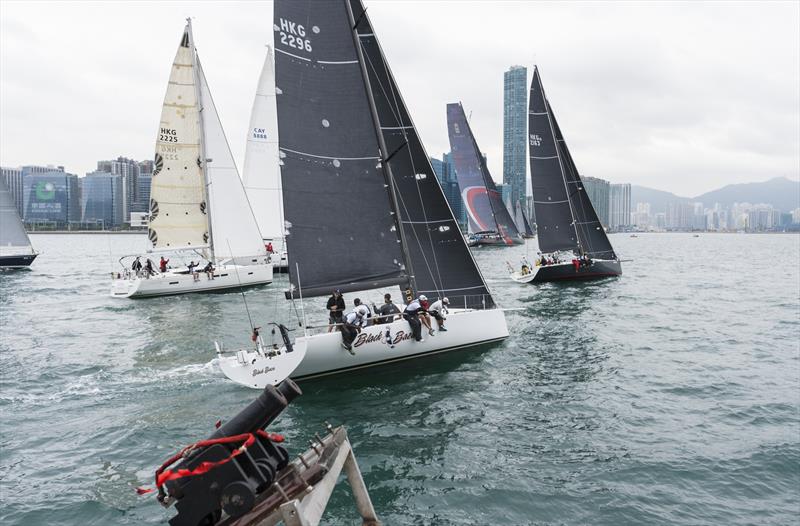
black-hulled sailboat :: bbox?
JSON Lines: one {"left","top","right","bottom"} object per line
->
{"left": 218, "top": 0, "right": 508, "bottom": 388}
{"left": 511, "top": 66, "right": 621, "bottom": 283}
{"left": 447, "top": 103, "right": 523, "bottom": 247}
{"left": 0, "top": 177, "right": 37, "bottom": 268}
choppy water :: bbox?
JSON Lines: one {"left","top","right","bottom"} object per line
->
{"left": 1, "top": 233, "right": 798, "bottom": 525}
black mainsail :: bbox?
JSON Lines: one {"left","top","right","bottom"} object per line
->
{"left": 274, "top": 0, "right": 495, "bottom": 308}
{"left": 274, "top": 1, "right": 408, "bottom": 297}
{"left": 447, "top": 103, "right": 523, "bottom": 245}
{"left": 528, "top": 66, "right": 616, "bottom": 259}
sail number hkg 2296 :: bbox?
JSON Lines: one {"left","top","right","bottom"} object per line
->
{"left": 278, "top": 18, "right": 312, "bottom": 52}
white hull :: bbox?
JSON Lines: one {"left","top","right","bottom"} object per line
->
{"left": 111, "top": 262, "right": 273, "bottom": 298}
{"left": 218, "top": 308, "right": 508, "bottom": 388}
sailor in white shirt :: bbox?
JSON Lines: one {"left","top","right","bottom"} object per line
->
{"left": 428, "top": 297, "right": 449, "bottom": 332}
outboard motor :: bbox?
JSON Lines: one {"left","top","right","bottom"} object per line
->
{"left": 157, "top": 379, "right": 302, "bottom": 526}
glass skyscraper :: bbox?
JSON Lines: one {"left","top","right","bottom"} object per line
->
{"left": 503, "top": 65, "right": 528, "bottom": 217}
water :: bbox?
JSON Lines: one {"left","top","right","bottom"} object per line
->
{"left": 1, "top": 233, "right": 798, "bottom": 525}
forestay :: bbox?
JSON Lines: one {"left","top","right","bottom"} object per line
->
{"left": 274, "top": 0, "right": 408, "bottom": 298}
{"left": 351, "top": 0, "right": 495, "bottom": 309}
{"left": 528, "top": 66, "right": 579, "bottom": 253}
{"left": 446, "top": 102, "right": 522, "bottom": 245}
{"left": 148, "top": 27, "right": 209, "bottom": 252}
{"left": 242, "top": 46, "right": 284, "bottom": 243}
{"left": 0, "top": 177, "right": 32, "bottom": 253}
{"left": 196, "top": 57, "right": 267, "bottom": 262}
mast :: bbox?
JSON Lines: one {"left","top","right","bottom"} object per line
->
{"left": 535, "top": 67, "right": 581, "bottom": 252}
{"left": 345, "top": 0, "right": 416, "bottom": 297}
{"left": 186, "top": 18, "right": 215, "bottom": 262}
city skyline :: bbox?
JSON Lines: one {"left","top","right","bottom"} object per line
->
{"left": 1, "top": 1, "right": 799, "bottom": 197}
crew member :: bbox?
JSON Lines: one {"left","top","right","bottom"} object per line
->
{"left": 418, "top": 294, "right": 434, "bottom": 336}
{"left": 326, "top": 289, "right": 345, "bottom": 333}
{"left": 144, "top": 258, "right": 155, "bottom": 278}
{"left": 428, "top": 297, "right": 450, "bottom": 332}
{"left": 353, "top": 298, "right": 371, "bottom": 326}
{"left": 159, "top": 256, "right": 169, "bottom": 273}
{"left": 403, "top": 297, "right": 425, "bottom": 342}
{"left": 203, "top": 261, "right": 215, "bottom": 280}
{"left": 372, "top": 293, "right": 400, "bottom": 324}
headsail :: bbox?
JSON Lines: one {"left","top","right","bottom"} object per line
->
{"left": 196, "top": 55, "right": 267, "bottom": 262}
{"left": 273, "top": 0, "right": 408, "bottom": 297}
{"left": 0, "top": 177, "right": 33, "bottom": 254}
{"left": 351, "top": 0, "right": 496, "bottom": 309}
{"left": 242, "top": 46, "right": 284, "bottom": 245}
{"left": 515, "top": 201, "right": 534, "bottom": 237}
{"left": 446, "top": 103, "right": 522, "bottom": 245}
{"left": 551, "top": 109, "right": 616, "bottom": 259}
{"left": 528, "top": 66, "right": 579, "bottom": 253}
{"left": 148, "top": 25, "right": 209, "bottom": 252}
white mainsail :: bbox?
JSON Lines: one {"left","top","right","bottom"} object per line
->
{"left": 196, "top": 58, "right": 267, "bottom": 262}
{"left": 0, "top": 177, "right": 34, "bottom": 255}
{"left": 242, "top": 46, "right": 284, "bottom": 244}
{"left": 148, "top": 27, "right": 209, "bottom": 252}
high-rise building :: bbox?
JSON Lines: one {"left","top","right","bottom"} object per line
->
{"left": 582, "top": 176, "right": 610, "bottom": 227}
{"left": 81, "top": 171, "right": 124, "bottom": 227}
{"left": 97, "top": 156, "right": 140, "bottom": 220}
{"left": 431, "top": 154, "right": 466, "bottom": 229}
{"left": 132, "top": 174, "right": 152, "bottom": 214}
{"left": 23, "top": 171, "right": 80, "bottom": 225}
{"left": 1, "top": 167, "right": 24, "bottom": 216}
{"left": 608, "top": 183, "right": 631, "bottom": 231}
{"left": 503, "top": 65, "right": 528, "bottom": 216}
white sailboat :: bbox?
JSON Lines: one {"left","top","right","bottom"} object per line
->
{"left": 218, "top": 0, "right": 509, "bottom": 388}
{"left": 111, "top": 21, "right": 273, "bottom": 298}
{"left": 0, "top": 177, "right": 37, "bottom": 268}
{"left": 242, "top": 46, "right": 288, "bottom": 273}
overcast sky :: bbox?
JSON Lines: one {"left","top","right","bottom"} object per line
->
{"left": 1, "top": 1, "right": 798, "bottom": 196}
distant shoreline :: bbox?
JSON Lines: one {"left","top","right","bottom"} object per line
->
{"left": 28, "top": 230, "right": 147, "bottom": 235}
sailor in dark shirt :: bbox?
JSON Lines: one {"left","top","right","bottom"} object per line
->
{"left": 372, "top": 293, "right": 400, "bottom": 324}
{"left": 402, "top": 297, "right": 425, "bottom": 342}
{"left": 326, "top": 289, "right": 345, "bottom": 333}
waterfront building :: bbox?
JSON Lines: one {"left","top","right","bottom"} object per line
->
{"left": 666, "top": 202, "right": 694, "bottom": 230}
{"left": 792, "top": 208, "right": 800, "bottom": 224}
{"left": 132, "top": 174, "right": 152, "bottom": 214}
{"left": 503, "top": 65, "right": 528, "bottom": 215}
{"left": 97, "top": 156, "right": 140, "bottom": 220}
{"left": 23, "top": 171, "right": 81, "bottom": 225}
{"left": 81, "top": 171, "right": 124, "bottom": 227}
{"left": 582, "top": 176, "right": 611, "bottom": 227}
{"left": 608, "top": 183, "right": 631, "bottom": 231}
{"left": 431, "top": 154, "right": 466, "bottom": 229}
{"left": 1, "top": 167, "right": 24, "bottom": 216}
{"left": 496, "top": 183, "right": 513, "bottom": 212}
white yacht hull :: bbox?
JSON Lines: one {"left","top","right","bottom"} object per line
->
{"left": 218, "top": 308, "right": 509, "bottom": 388}
{"left": 110, "top": 262, "right": 273, "bottom": 298}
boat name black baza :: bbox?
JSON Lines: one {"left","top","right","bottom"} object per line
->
{"left": 354, "top": 330, "right": 414, "bottom": 348}
{"left": 252, "top": 365, "right": 277, "bottom": 377}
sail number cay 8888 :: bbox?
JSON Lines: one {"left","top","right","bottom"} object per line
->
{"left": 277, "top": 18, "right": 313, "bottom": 52}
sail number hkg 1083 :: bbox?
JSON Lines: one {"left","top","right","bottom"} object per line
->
{"left": 277, "top": 18, "right": 312, "bottom": 52}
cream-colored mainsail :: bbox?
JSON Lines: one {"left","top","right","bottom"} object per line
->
{"left": 148, "top": 25, "right": 209, "bottom": 252}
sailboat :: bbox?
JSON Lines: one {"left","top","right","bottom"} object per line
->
{"left": 218, "top": 0, "right": 509, "bottom": 388}
{"left": 242, "top": 46, "right": 289, "bottom": 273}
{"left": 111, "top": 21, "right": 273, "bottom": 298}
{"left": 446, "top": 103, "right": 524, "bottom": 247}
{"left": 515, "top": 201, "right": 535, "bottom": 238}
{"left": 511, "top": 66, "right": 621, "bottom": 283}
{"left": 0, "top": 177, "right": 37, "bottom": 268}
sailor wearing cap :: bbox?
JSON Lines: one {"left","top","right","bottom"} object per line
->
{"left": 428, "top": 297, "right": 450, "bottom": 332}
